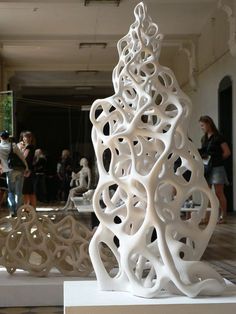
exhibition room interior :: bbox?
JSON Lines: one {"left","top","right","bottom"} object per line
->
{"left": 0, "top": 0, "right": 236, "bottom": 313}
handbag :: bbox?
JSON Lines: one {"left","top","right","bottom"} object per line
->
{"left": 203, "top": 156, "right": 212, "bottom": 178}
{"left": 7, "top": 143, "right": 26, "bottom": 171}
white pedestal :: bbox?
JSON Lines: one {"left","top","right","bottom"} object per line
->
{"left": 64, "top": 280, "right": 236, "bottom": 314}
{"left": 0, "top": 269, "right": 94, "bottom": 307}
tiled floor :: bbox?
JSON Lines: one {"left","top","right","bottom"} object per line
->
{"left": 0, "top": 206, "right": 235, "bottom": 313}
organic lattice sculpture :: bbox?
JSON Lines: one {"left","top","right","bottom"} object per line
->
{"left": 89, "top": 1, "right": 226, "bottom": 298}
{"left": 0, "top": 205, "right": 113, "bottom": 277}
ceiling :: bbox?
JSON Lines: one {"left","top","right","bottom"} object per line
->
{"left": 0, "top": 0, "right": 218, "bottom": 100}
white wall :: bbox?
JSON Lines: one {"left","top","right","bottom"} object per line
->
{"left": 186, "top": 52, "right": 236, "bottom": 211}
{"left": 180, "top": 3, "right": 236, "bottom": 210}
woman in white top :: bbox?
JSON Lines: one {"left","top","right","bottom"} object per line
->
{"left": 0, "top": 130, "right": 29, "bottom": 216}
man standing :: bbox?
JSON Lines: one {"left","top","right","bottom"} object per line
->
{"left": 0, "top": 130, "right": 28, "bottom": 217}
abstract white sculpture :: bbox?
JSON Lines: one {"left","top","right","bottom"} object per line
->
{"left": 89, "top": 2, "right": 226, "bottom": 298}
{"left": 0, "top": 205, "right": 113, "bottom": 277}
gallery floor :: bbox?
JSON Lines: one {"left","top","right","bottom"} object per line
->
{"left": 0, "top": 205, "right": 235, "bottom": 314}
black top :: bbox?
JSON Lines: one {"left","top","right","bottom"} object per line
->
{"left": 199, "top": 134, "right": 225, "bottom": 167}
{"left": 25, "top": 144, "right": 35, "bottom": 170}
{"left": 34, "top": 156, "right": 47, "bottom": 174}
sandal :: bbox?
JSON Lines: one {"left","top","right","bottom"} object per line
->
{"left": 218, "top": 216, "right": 226, "bottom": 224}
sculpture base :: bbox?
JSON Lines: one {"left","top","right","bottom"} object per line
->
{"left": 64, "top": 280, "right": 236, "bottom": 314}
{"left": 0, "top": 269, "right": 94, "bottom": 307}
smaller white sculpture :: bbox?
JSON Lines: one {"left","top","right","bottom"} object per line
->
{"left": 60, "top": 158, "right": 91, "bottom": 210}
{"left": 0, "top": 204, "right": 115, "bottom": 276}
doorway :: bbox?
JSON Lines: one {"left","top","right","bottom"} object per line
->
{"left": 218, "top": 76, "right": 234, "bottom": 212}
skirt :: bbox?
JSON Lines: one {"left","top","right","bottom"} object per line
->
{"left": 22, "top": 173, "right": 35, "bottom": 195}
{"left": 207, "top": 166, "right": 229, "bottom": 185}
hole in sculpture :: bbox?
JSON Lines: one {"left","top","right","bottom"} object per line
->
{"left": 157, "top": 182, "right": 177, "bottom": 205}
{"left": 94, "top": 107, "right": 103, "bottom": 120}
{"left": 124, "top": 48, "right": 130, "bottom": 56}
{"left": 140, "top": 70, "right": 146, "bottom": 77}
{"left": 103, "top": 122, "right": 110, "bottom": 136}
{"left": 146, "top": 227, "right": 157, "bottom": 244}
{"left": 158, "top": 72, "right": 173, "bottom": 88}
{"left": 152, "top": 115, "right": 160, "bottom": 126}
{"left": 147, "top": 25, "right": 157, "bottom": 37}
{"left": 161, "top": 123, "right": 171, "bottom": 133}
{"left": 174, "top": 156, "right": 192, "bottom": 183}
{"left": 124, "top": 88, "right": 137, "bottom": 99}
{"left": 117, "top": 64, "right": 124, "bottom": 75}
{"left": 120, "top": 40, "right": 128, "bottom": 51}
{"left": 102, "top": 148, "right": 112, "bottom": 172}
{"left": 132, "top": 253, "right": 157, "bottom": 287}
{"left": 126, "top": 55, "right": 132, "bottom": 63}
{"left": 113, "top": 236, "right": 120, "bottom": 248}
{"left": 140, "top": 50, "right": 152, "bottom": 61}
{"left": 114, "top": 216, "right": 122, "bottom": 224}
{"left": 154, "top": 94, "right": 163, "bottom": 106}
{"left": 29, "top": 251, "right": 47, "bottom": 266}
{"left": 145, "top": 63, "right": 155, "bottom": 75}
{"left": 158, "top": 75, "right": 165, "bottom": 86}
{"left": 165, "top": 104, "right": 178, "bottom": 117}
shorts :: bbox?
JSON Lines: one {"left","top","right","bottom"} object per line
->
{"left": 207, "top": 166, "right": 229, "bottom": 185}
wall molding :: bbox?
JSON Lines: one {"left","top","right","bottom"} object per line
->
{"left": 218, "top": 0, "right": 236, "bottom": 56}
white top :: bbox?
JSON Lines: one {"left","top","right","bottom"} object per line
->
{"left": 0, "top": 140, "right": 27, "bottom": 173}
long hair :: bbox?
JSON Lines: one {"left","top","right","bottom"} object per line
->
{"left": 199, "top": 115, "right": 219, "bottom": 143}
{"left": 22, "top": 131, "right": 36, "bottom": 146}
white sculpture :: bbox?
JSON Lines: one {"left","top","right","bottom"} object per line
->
{"left": 0, "top": 205, "right": 113, "bottom": 276}
{"left": 89, "top": 2, "right": 226, "bottom": 298}
{"left": 60, "top": 157, "right": 91, "bottom": 210}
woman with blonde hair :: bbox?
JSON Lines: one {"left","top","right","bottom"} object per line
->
{"left": 199, "top": 115, "right": 231, "bottom": 223}
{"left": 22, "top": 131, "right": 37, "bottom": 208}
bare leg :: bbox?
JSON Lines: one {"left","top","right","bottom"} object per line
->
{"left": 23, "top": 194, "right": 37, "bottom": 210}
{"left": 214, "top": 184, "right": 227, "bottom": 222}
{"left": 23, "top": 194, "right": 30, "bottom": 205}
{"left": 60, "top": 187, "right": 78, "bottom": 210}
{"left": 29, "top": 194, "right": 37, "bottom": 208}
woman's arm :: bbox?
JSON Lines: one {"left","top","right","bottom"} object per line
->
{"left": 221, "top": 142, "right": 231, "bottom": 160}
{"left": 13, "top": 144, "right": 29, "bottom": 170}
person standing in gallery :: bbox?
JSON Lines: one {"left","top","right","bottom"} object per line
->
{"left": 34, "top": 148, "right": 47, "bottom": 203}
{"left": 22, "top": 131, "right": 37, "bottom": 208}
{"left": 0, "top": 163, "right": 8, "bottom": 211}
{"left": 0, "top": 130, "right": 29, "bottom": 216}
{"left": 199, "top": 115, "right": 231, "bottom": 223}
{"left": 57, "top": 149, "right": 72, "bottom": 202}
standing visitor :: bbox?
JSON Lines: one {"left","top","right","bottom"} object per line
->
{"left": 57, "top": 149, "right": 72, "bottom": 202}
{"left": 0, "top": 130, "right": 28, "bottom": 217}
{"left": 22, "top": 131, "right": 36, "bottom": 208}
{"left": 0, "top": 163, "right": 8, "bottom": 211}
{"left": 199, "top": 116, "right": 231, "bottom": 223}
{"left": 34, "top": 148, "right": 47, "bottom": 203}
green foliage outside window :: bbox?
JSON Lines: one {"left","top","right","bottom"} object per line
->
{"left": 0, "top": 91, "right": 13, "bottom": 135}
